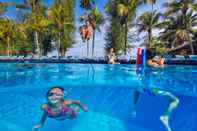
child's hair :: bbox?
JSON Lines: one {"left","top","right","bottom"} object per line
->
{"left": 46, "top": 86, "right": 64, "bottom": 97}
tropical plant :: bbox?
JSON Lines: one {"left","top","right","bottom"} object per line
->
{"left": 137, "top": 11, "right": 162, "bottom": 48}
{"left": 144, "top": 0, "right": 156, "bottom": 12}
{"left": 80, "top": 7, "right": 104, "bottom": 57}
{"left": 106, "top": 0, "right": 144, "bottom": 55}
{"left": 16, "top": 0, "right": 49, "bottom": 57}
{"left": 105, "top": 0, "right": 125, "bottom": 54}
{"left": 163, "top": 0, "right": 197, "bottom": 54}
{"left": 0, "top": 18, "right": 16, "bottom": 56}
{"left": 48, "top": 0, "right": 75, "bottom": 58}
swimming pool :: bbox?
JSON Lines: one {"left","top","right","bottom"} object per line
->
{"left": 0, "top": 63, "right": 196, "bottom": 131}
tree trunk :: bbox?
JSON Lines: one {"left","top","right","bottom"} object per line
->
{"left": 148, "top": 29, "right": 152, "bottom": 48}
{"left": 124, "top": 22, "right": 128, "bottom": 55}
{"left": 87, "top": 40, "right": 89, "bottom": 57}
{"left": 60, "top": 48, "right": 65, "bottom": 57}
{"left": 58, "top": 32, "right": 61, "bottom": 58}
{"left": 189, "top": 43, "right": 194, "bottom": 54}
{"left": 92, "top": 29, "right": 95, "bottom": 57}
{"left": 188, "top": 37, "right": 194, "bottom": 55}
{"left": 35, "top": 31, "right": 40, "bottom": 57}
{"left": 151, "top": 3, "right": 154, "bottom": 13}
{"left": 6, "top": 36, "right": 10, "bottom": 56}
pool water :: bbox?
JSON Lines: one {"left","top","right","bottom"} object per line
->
{"left": 0, "top": 63, "right": 196, "bottom": 131}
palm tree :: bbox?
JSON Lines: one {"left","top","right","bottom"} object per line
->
{"left": 164, "top": 0, "right": 197, "bottom": 54}
{"left": 105, "top": 0, "right": 125, "bottom": 54}
{"left": 137, "top": 11, "right": 161, "bottom": 48}
{"left": 144, "top": 0, "right": 156, "bottom": 12}
{"left": 48, "top": 0, "right": 75, "bottom": 58}
{"left": 16, "top": 0, "right": 49, "bottom": 57}
{"left": 114, "top": 0, "right": 144, "bottom": 55}
{"left": 160, "top": 11, "right": 197, "bottom": 54}
{"left": 80, "top": 0, "right": 97, "bottom": 57}
{"left": 0, "top": 18, "right": 17, "bottom": 56}
{"left": 80, "top": 7, "right": 104, "bottom": 57}
{"left": 80, "top": 13, "right": 91, "bottom": 56}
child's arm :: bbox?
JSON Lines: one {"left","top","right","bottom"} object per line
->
{"left": 32, "top": 106, "right": 48, "bottom": 131}
{"left": 66, "top": 100, "right": 88, "bottom": 112}
{"left": 32, "top": 112, "right": 47, "bottom": 131}
{"left": 73, "top": 100, "right": 88, "bottom": 112}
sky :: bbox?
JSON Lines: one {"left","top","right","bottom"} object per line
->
{"left": 1, "top": 0, "right": 168, "bottom": 57}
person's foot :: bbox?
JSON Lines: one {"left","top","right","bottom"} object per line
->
{"left": 160, "top": 116, "right": 172, "bottom": 131}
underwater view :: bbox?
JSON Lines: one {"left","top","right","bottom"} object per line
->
{"left": 0, "top": 63, "right": 196, "bottom": 131}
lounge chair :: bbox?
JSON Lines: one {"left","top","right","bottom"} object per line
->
{"left": 174, "top": 55, "right": 185, "bottom": 60}
{"left": 189, "top": 55, "right": 197, "bottom": 61}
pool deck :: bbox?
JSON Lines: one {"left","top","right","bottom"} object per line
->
{"left": 0, "top": 58, "right": 197, "bottom": 65}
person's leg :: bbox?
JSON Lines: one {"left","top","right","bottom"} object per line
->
{"left": 131, "top": 90, "right": 140, "bottom": 117}
{"left": 159, "top": 91, "right": 179, "bottom": 131}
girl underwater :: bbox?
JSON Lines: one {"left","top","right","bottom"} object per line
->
{"left": 32, "top": 86, "right": 88, "bottom": 131}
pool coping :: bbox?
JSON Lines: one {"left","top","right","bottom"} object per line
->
{"left": 0, "top": 58, "right": 197, "bottom": 65}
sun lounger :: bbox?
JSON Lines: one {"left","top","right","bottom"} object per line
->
{"left": 189, "top": 55, "right": 197, "bottom": 61}
{"left": 174, "top": 55, "right": 185, "bottom": 60}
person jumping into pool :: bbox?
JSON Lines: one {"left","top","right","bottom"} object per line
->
{"left": 32, "top": 86, "right": 88, "bottom": 131}
{"left": 146, "top": 48, "right": 165, "bottom": 67}
{"left": 133, "top": 67, "right": 179, "bottom": 131}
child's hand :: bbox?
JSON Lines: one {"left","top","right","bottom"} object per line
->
{"left": 32, "top": 124, "right": 42, "bottom": 131}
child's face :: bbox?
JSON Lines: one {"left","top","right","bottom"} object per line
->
{"left": 47, "top": 88, "right": 64, "bottom": 104}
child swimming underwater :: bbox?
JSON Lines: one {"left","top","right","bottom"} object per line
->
{"left": 32, "top": 86, "right": 88, "bottom": 131}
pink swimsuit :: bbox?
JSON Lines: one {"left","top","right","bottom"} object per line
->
{"left": 45, "top": 104, "right": 76, "bottom": 119}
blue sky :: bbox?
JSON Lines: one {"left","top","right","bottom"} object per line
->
{"left": 1, "top": 0, "right": 168, "bottom": 57}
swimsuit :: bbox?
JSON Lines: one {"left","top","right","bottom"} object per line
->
{"left": 43, "top": 104, "right": 76, "bottom": 120}
{"left": 143, "top": 88, "right": 166, "bottom": 96}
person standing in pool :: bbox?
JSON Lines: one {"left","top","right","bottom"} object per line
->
{"left": 32, "top": 86, "right": 88, "bottom": 131}
{"left": 107, "top": 48, "right": 119, "bottom": 64}
{"left": 133, "top": 67, "right": 179, "bottom": 131}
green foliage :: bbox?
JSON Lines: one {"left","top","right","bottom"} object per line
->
{"left": 0, "top": 0, "right": 197, "bottom": 56}
{"left": 105, "top": 20, "right": 125, "bottom": 54}
{"left": 105, "top": 0, "right": 142, "bottom": 54}
{"left": 48, "top": 0, "right": 75, "bottom": 55}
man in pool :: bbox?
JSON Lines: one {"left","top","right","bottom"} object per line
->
{"left": 146, "top": 48, "right": 165, "bottom": 67}
{"left": 32, "top": 86, "right": 88, "bottom": 131}
{"left": 134, "top": 67, "right": 179, "bottom": 131}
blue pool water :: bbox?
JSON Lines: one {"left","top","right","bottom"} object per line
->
{"left": 0, "top": 63, "right": 196, "bottom": 131}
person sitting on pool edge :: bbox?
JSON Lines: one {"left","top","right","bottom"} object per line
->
{"left": 146, "top": 48, "right": 165, "bottom": 67}
{"left": 32, "top": 86, "right": 88, "bottom": 131}
{"left": 107, "top": 48, "right": 119, "bottom": 64}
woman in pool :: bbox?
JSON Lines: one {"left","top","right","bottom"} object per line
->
{"left": 107, "top": 48, "right": 119, "bottom": 64}
{"left": 146, "top": 48, "right": 165, "bottom": 67}
{"left": 32, "top": 86, "right": 88, "bottom": 131}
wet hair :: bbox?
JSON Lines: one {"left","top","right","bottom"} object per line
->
{"left": 46, "top": 86, "right": 64, "bottom": 97}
